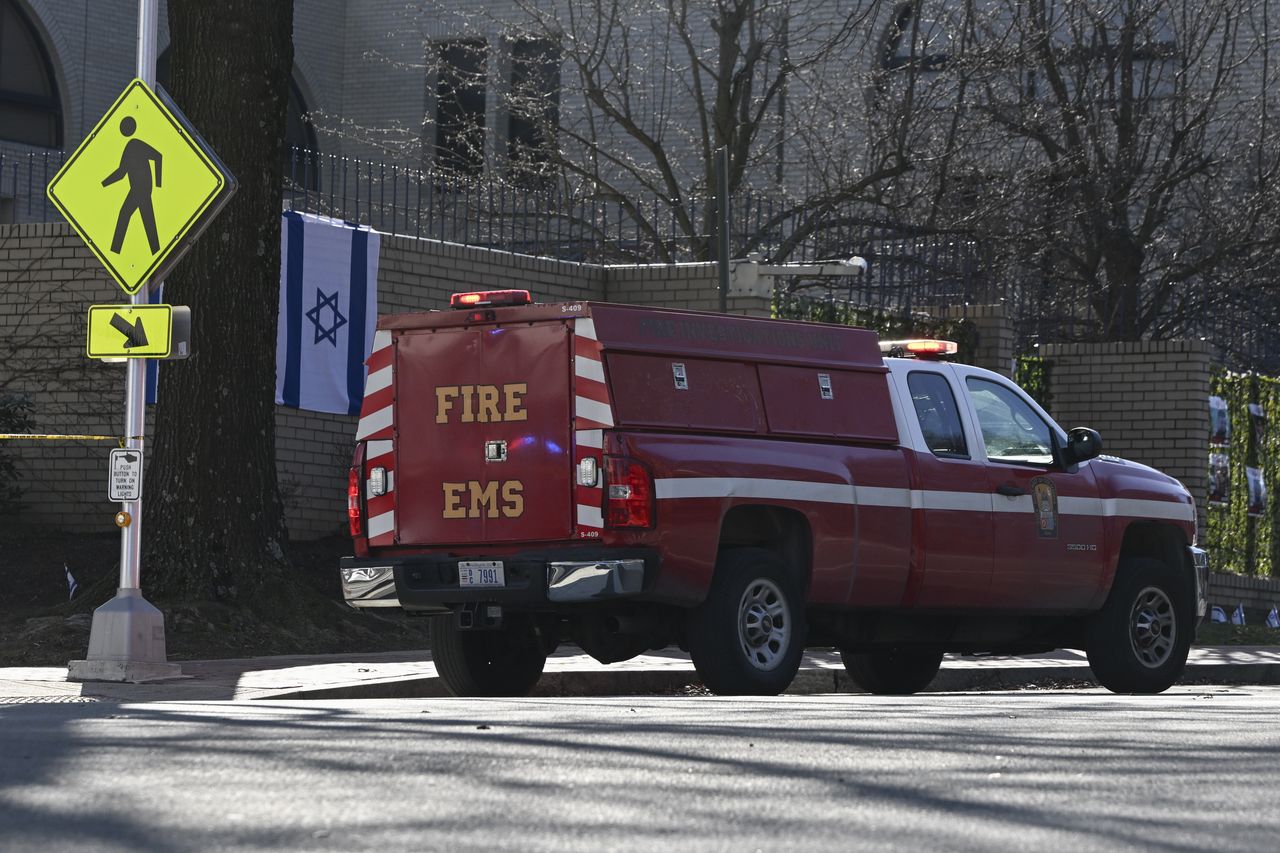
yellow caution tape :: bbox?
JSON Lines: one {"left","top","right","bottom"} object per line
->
{"left": 0, "top": 433, "right": 125, "bottom": 446}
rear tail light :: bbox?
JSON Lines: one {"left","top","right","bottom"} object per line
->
{"left": 348, "top": 466, "right": 362, "bottom": 537}
{"left": 348, "top": 442, "right": 366, "bottom": 538}
{"left": 604, "top": 456, "right": 654, "bottom": 529}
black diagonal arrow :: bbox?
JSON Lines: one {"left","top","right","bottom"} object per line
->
{"left": 109, "top": 313, "right": 148, "bottom": 349}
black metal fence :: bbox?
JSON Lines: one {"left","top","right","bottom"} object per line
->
{"left": 282, "top": 147, "right": 996, "bottom": 315}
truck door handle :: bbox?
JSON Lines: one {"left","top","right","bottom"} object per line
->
{"left": 996, "top": 484, "right": 1027, "bottom": 497}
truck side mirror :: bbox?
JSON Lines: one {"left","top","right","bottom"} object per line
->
{"left": 1062, "top": 427, "right": 1103, "bottom": 466}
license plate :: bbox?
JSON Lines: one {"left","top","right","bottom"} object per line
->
{"left": 457, "top": 560, "right": 505, "bottom": 587}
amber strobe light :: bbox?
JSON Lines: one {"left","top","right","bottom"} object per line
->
{"left": 878, "top": 339, "right": 959, "bottom": 358}
{"left": 449, "top": 290, "right": 533, "bottom": 309}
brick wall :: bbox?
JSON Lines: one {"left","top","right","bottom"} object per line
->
{"left": 0, "top": 222, "right": 133, "bottom": 530}
{"left": 1208, "top": 572, "right": 1280, "bottom": 624}
{"left": 605, "top": 263, "right": 772, "bottom": 316}
{"left": 1041, "top": 340, "right": 1212, "bottom": 540}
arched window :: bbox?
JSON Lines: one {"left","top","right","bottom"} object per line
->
{"left": 0, "top": 0, "right": 63, "bottom": 148}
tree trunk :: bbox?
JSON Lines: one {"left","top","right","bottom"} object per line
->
{"left": 142, "top": 1, "right": 295, "bottom": 602}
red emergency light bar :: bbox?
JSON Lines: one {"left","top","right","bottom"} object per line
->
{"left": 449, "top": 289, "right": 533, "bottom": 309}
{"left": 878, "top": 339, "right": 959, "bottom": 359}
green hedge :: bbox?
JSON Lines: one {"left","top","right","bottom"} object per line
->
{"left": 1014, "top": 354, "right": 1051, "bottom": 410}
{"left": 772, "top": 295, "right": 979, "bottom": 365}
{"left": 1205, "top": 372, "right": 1280, "bottom": 577}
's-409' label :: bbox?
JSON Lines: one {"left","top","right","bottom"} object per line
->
{"left": 458, "top": 561, "right": 505, "bottom": 587}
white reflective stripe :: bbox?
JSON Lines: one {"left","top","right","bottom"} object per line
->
{"left": 650, "top": 477, "right": 1194, "bottom": 523}
{"left": 575, "top": 395, "right": 614, "bottom": 426}
{"left": 366, "top": 440, "right": 393, "bottom": 461}
{"left": 656, "top": 477, "right": 855, "bottom": 504}
{"left": 1107, "top": 498, "right": 1195, "bottom": 522}
{"left": 1060, "top": 496, "right": 1196, "bottom": 522}
{"left": 386, "top": 470, "right": 395, "bottom": 494}
{"left": 575, "top": 356, "right": 606, "bottom": 383}
{"left": 576, "top": 318, "right": 597, "bottom": 340}
{"left": 371, "top": 329, "right": 392, "bottom": 352}
{"left": 356, "top": 405, "right": 393, "bottom": 440}
{"left": 576, "top": 429, "right": 603, "bottom": 449}
{"left": 854, "top": 486, "right": 912, "bottom": 509}
{"left": 922, "top": 489, "right": 995, "bottom": 512}
{"left": 367, "top": 512, "right": 394, "bottom": 539}
{"left": 577, "top": 504, "right": 604, "bottom": 528}
{"left": 365, "top": 365, "right": 392, "bottom": 395}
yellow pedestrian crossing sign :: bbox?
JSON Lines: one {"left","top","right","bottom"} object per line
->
{"left": 47, "top": 78, "right": 235, "bottom": 296}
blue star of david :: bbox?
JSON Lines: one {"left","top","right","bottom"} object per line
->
{"left": 305, "top": 288, "right": 347, "bottom": 346}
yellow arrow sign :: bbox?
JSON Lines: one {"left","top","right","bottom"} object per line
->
{"left": 47, "top": 79, "right": 234, "bottom": 296}
{"left": 87, "top": 304, "right": 173, "bottom": 359}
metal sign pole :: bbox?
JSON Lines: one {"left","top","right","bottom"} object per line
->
{"left": 120, "top": 0, "right": 157, "bottom": 591}
{"left": 68, "top": 0, "right": 181, "bottom": 684}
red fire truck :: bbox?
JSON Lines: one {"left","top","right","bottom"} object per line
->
{"left": 340, "top": 291, "right": 1208, "bottom": 696}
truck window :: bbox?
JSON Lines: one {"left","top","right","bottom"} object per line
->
{"left": 965, "top": 377, "right": 1053, "bottom": 466}
{"left": 907, "top": 371, "right": 968, "bottom": 458}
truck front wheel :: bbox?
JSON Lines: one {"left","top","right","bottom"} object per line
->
{"left": 686, "top": 548, "right": 807, "bottom": 695}
{"left": 840, "top": 648, "right": 943, "bottom": 695}
{"left": 1086, "top": 558, "right": 1192, "bottom": 694}
{"left": 430, "top": 614, "right": 547, "bottom": 697}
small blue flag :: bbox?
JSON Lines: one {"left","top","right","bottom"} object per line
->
{"left": 1231, "top": 604, "right": 1246, "bottom": 626}
{"left": 64, "top": 563, "right": 79, "bottom": 600}
{"left": 1267, "top": 606, "right": 1279, "bottom": 630}
{"left": 145, "top": 284, "right": 163, "bottom": 405}
{"left": 1210, "top": 605, "right": 1228, "bottom": 623}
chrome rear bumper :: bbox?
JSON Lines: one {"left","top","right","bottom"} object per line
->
{"left": 340, "top": 565, "right": 400, "bottom": 608}
{"left": 547, "top": 559, "right": 644, "bottom": 602}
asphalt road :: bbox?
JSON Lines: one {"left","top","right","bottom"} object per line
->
{"left": 2, "top": 687, "right": 1278, "bottom": 852}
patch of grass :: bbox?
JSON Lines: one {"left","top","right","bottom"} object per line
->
{"left": 1195, "top": 622, "right": 1280, "bottom": 646}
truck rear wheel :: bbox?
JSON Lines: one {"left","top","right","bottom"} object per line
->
{"left": 1086, "top": 558, "right": 1192, "bottom": 694}
{"left": 840, "top": 648, "right": 943, "bottom": 695}
{"left": 430, "top": 614, "right": 547, "bottom": 697}
{"left": 686, "top": 548, "right": 806, "bottom": 695}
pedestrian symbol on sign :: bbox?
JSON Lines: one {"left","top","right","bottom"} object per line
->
{"left": 103, "top": 116, "right": 163, "bottom": 255}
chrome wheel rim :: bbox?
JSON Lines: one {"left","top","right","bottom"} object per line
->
{"left": 1129, "top": 585, "right": 1176, "bottom": 669}
{"left": 737, "top": 578, "right": 791, "bottom": 671}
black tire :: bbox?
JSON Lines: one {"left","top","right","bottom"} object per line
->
{"left": 686, "top": 548, "right": 807, "bottom": 696}
{"left": 1086, "top": 558, "right": 1192, "bottom": 694}
{"left": 430, "top": 614, "right": 547, "bottom": 697}
{"left": 840, "top": 648, "right": 943, "bottom": 695}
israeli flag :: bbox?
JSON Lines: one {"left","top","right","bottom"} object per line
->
{"left": 64, "top": 563, "right": 79, "bottom": 600}
{"left": 276, "top": 212, "right": 380, "bottom": 415}
{"left": 1210, "top": 605, "right": 1228, "bottom": 623}
{"left": 1232, "top": 604, "right": 1246, "bottom": 626}
{"left": 1267, "top": 606, "right": 1280, "bottom": 629}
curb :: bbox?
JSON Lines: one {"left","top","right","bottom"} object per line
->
{"left": 262, "top": 661, "right": 1280, "bottom": 701}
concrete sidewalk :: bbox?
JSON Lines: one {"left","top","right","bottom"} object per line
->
{"left": 2, "top": 646, "right": 1279, "bottom": 704}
